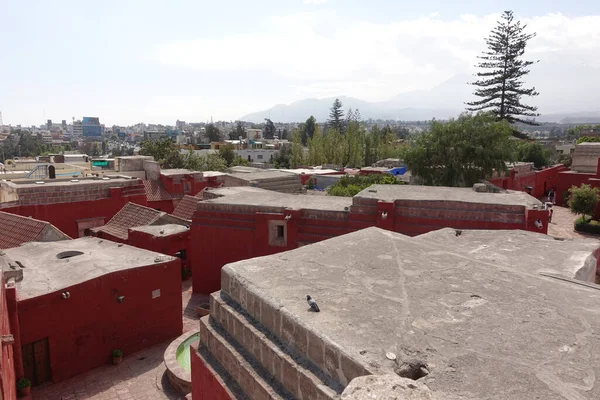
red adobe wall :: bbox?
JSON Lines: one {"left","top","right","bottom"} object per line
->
{"left": 128, "top": 229, "right": 191, "bottom": 269}
{"left": 489, "top": 164, "right": 568, "bottom": 199}
{"left": 147, "top": 199, "right": 176, "bottom": 213}
{"left": 0, "top": 185, "right": 147, "bottom": 238}
{"left": 17, "top": 259, "right": 182, "bottom": 383}
{"left": 0, "top": 275, "right": 17, "bottom": 400}
{"left": 191, "top": 199, "right": 543, "bottom": 294}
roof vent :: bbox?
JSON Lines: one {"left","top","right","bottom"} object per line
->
{"left": 56, "top": 251, "right": 84, "bottom": 259}
{"left": 35, "top": 181, "right": 45, "bottom": 184}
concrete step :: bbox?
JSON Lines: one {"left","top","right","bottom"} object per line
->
{"left": 199, "top": 315, "right": 294, "bottom": 400}
{"left": 210, "top": 292, "right": 342, "bottom": 400}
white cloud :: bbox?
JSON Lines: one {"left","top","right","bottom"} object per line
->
{"left": 303, "top": 0, "right": 329, "bottom": 4}
{"left": 153, "top": 11, "right": 600, "bottom": 110}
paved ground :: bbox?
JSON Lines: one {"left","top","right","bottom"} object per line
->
{"left": 32, "top": 280, "right": 207, "bottom": 400}
{"left": 546, "top": 205, "right": 600, "bottom": 240}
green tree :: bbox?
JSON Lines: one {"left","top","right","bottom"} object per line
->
{"left": 568, "top": 184, "right": 600, "bottom": 223}
{"left": 343, "top": 110, "right": 364, "bottom": 167}
{"left": 301, "top": 116, "right": 317, "bottom": 145}
{"left": 219, "top": 143, "right": 236, "bottom": 166}
{"left": 205, "top": 124, "right": 221, "bottom": 142}
{"left": 263, "top": 119, "right": 276, "bottom": 139}
{"left": 139, "top": 138, "right": 178, "bottom": 162}
{"left": 273, "top": 147, "right": 291, "bottom": 169}
{"left": 290, "top": 130, "right": 305, "bottom": 168}
{"left": 404, "top": 112, "right": 514, "bottom": 187}
{"left": 515, "top": 141, "right": 551, "bottom": 168}
{"left": 230, "top": 121, "right": 246, "bottom": 140}
{"left": 327, "top": 174, "right": 402, "bottom": 197}
{"left": 576, "top": 135, "right": 600, "bottom": 144}
{"left": 466, "top": 10, "right": 539, "bottom": 125}
{"left": 182, "top": 151, "right": 227, "bottom": 171}
{"left": 307, "top": 125, "right": 326, "bottom": 166}
{"left": 328, "top": 99, "right": 345, "bottom": 133}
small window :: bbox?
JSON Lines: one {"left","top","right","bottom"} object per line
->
{"left": 184, "top": 182, "right": 191, "bottom": 193}
{"left": 268, "top": 221, "right": 287, "bottom": 247}
{"left": 257, "top": 155, "right": 263, "bottom": 159}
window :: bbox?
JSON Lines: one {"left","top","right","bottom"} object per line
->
{"left": 268, "top": 220, "right": 287, "bottom": 247}
{"left": 184, "top": 182, "right": 191, "bottom": 193}
{"left": 257, "top": 155, "right": 263, "bottom": 159}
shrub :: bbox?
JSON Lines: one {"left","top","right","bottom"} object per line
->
{"left": 17, "top": 378, "right": 31, "bottom": 389}
{"left": 574, "top": 216, "right": 600, "bottom": 234}
{"left": 112, "top": 349, "right": 122, "bottom": 358}
{"left": 327, "top": 173, "right": 402, "bottom": 197}
{"left": 568, "top": 184, "right": 600, "bottom": 221}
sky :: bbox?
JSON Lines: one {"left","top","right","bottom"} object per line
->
{"left": 1, "top": 0, "right": 599, "bottom": 126}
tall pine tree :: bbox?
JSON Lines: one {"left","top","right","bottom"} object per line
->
{"left": 328, "top": 98, "right": 345, "bottom": 133}
{"left": 466, "top": 11, "right": 539, "bottom": 125}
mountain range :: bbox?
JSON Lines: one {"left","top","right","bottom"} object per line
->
{"left": 240, "top": 72, "right": 600, "bottom": 124}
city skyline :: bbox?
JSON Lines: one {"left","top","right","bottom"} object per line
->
{"left": 1, "top": 0, "right": 599, "bottom": 126}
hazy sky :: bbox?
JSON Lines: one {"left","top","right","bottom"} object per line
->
{"left": 1, "top": 0, "right": 599, "bottom": 125}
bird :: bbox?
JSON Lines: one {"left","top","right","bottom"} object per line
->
{"left": 306, "top": 295, "right": 320, "bottom": 312}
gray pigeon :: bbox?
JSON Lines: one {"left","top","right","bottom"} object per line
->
{"left": 306, "top": 295, "right": 320, "bottom": 312}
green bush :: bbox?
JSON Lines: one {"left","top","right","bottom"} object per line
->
{"left": 112, "top": 349, "right": 123, "bottom": 358}
{"left": 326, "top": 173, "right": 402, "bottom": 197}
{"left": 574, "top": 216, "right": 600, "bottom": 234}
{"left": 17, "top": 378, "right": 31, "bottom": 389}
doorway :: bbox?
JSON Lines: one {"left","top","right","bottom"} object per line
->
{"left": 22, "top": 338, "right": 51, "bottom": 386}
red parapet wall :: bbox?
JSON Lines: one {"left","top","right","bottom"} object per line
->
{"left": 0, "top": 276, "right": 17, "bottom": 400}
{"left": 0, "top": 191, "right": 147, "bottom": 238}
{"left": 17, "top": 259, "right": 182, "bottom": 383}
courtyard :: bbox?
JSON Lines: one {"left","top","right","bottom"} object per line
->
{"left": 32, "top": 280, "right": 205, "bottom": 400}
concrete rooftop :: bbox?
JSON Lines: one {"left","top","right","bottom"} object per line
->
{"left": 2, "top": 175, "right": 137, "bottom": 188}
{"left": 223, "top": 227, "right": 600, "bottom": 399}
{"left": 229, "top": 170, "right": 301, "bottom": 181}
{"left": 202, "top": 186, "right": 352, "bottom": 211}
{"left": 2, "top": 238, "right": 176, "bottom": 300}
{"left": 129, "top": 224, "right": 189, "bottom": 237}
{"left": 160, "top": 169, "right": 201, "bottom": 176}
{"left": 355, "top": 184, "right": 542, "bottom": 208}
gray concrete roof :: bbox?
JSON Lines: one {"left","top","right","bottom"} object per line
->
{"left": 160, "top": 169, "right": 201, "bottom": 176}
{"left": 201, "top": 186, "right": 352, "bottom": 211}
{"left": 2, "top": 176, "right": 137, "bottom": 188}
{"left": 415, "top": 228, "right": 600, "bottom": 281}
{"left": 3, "top": 238, "right": 176, "bottom": 300}
{"left": 229, "top": 170, "right": 299, "bottom": 182}
{"left": 223, "top": 227, "right": 600, "bottom": 399}
{"left": 355, "top": 184, "right": 542, "bottom": 208}
{"left": 129, "top": 224, "right": 189, "bottom": 237}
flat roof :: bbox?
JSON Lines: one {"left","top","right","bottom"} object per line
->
{"left": 201, "top": 186, "right": 351, "bottom": 211}
{"left": 1, "top": 175, "right": 137, "bottom": 188}
{"left": 229, "top": 170, "right": 300, "bottom": 181}
{"left": 224, "top": 227, "right": 600, "bottom": 399}
{"left": 355, "top": 184, "right": 542, "bottom": 208}
{"left": 160, "top": 169, "right": 201, "bottom": 176}
{"left": 129, "top": 224, "right": 189, "bottom": 237}
{"left": 4, "top": 238, "right": 176, "bottom": 300}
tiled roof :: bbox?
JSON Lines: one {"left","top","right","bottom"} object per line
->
{"left": 172, "top": 195, "right": 201, "bottom": 220}
{"left": 90, "top": 203, "right": 163, "bottom": 240}
{"left": 143, "top": 180, "right": 173, "bottom": 202}
{"left": 0, "top": 211, "right": 70, "bottom": 249}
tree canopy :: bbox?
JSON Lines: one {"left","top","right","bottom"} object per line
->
{"left": 328, "top": 99, "right": 345, "bottom": 133}
{"left": 205, "top": 123, "right": 221, "bottom": 142}
{"left": 568, "top": 184, "right": 600, "bottom": 223}
{"left": 403, "top": 112, "right": 514, "bottom": 187}
{"left": 515, "top": 141, "right": 551, "bottom": 168}
{"left": 466, "top": 10, "right": 539, "bottom": 125}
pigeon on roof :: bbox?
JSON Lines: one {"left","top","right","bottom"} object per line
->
{"left": 306, "top": 295, "right": 320, "bottom": 312}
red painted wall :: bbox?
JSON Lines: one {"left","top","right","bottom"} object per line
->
{"left": 1, "top": 190, "right": 147, "bottom": 239}
{"left": 489, "top": 164, "right": 568, "bottom": 199}
{"left": 191, "top": 346, "right": 233, "bottom": 400}
{"left": 0, "top": 276, "right": 17, "bottom": 400}
{"left": 128, "top": 229, "right": 191, "bottom": 269}
{"left": 147, "top": 199, "right": 175, "bottom": 213}
{"left": 17, "top": 259, "right": 182, "bottom": 383}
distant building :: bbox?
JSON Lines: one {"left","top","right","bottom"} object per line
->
{"left": 82, "top": 117, "right": 102, "bottom": 137}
